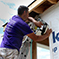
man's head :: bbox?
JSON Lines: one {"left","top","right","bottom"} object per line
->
{"left": 18, "top": 6, "right": 29, "bottom": 21}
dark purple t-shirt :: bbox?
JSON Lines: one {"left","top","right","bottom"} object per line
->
{"left": 0, "top": 15, "right": 33, "bottom": 51}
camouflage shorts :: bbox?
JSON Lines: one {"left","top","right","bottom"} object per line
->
{"left": 0, "top": 48, "right": 19, "bottom": 59}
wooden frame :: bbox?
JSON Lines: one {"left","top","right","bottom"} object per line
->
{"left": 32, "top": 41, "right": 37, "bottom": 59}
{"left": 28, "top": 0, "right": 58, "bottom": 14}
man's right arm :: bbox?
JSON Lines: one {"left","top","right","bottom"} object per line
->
{"left": 28, "top": 17, "right": 43, "bottom": 27}
{"left": 27, "top": 29, "right": 52, "bottom": 42}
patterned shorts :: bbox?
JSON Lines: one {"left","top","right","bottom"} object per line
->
{"left": 0, "top": 48, "right": 19, "bottom": 59}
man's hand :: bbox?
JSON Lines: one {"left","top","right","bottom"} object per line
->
{"left": 36, "top": 21, "right": 43, "bottom": 27}
{"left": 27, "top": 28, "right": 52, "bottom": 42}
{"left": 45, "top": 29, "right": 52, "bottom": 37}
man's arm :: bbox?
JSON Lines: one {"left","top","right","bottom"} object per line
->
{"left": 28, "top": 17, "right": 43, "bottom": 27}
{"left": 27, "top": 29, "right": 52, "bottom": 42}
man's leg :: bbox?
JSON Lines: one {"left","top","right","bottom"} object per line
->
{"left": 0, "top": 48, "right": 19, "bottom": 59}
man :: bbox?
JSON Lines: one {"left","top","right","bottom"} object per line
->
{"left": 0, "top": 6, "right": 52, "bottom": 59}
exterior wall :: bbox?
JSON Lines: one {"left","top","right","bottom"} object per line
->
{"left": 40, "top": 1, "right": 59, "bottom": 59}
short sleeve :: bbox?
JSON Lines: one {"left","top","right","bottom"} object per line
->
{"left": 15, "top": 21, "right": 33, "bottom": 36}
{"left": 21, "top": 24, "right": 33, "bottom": 35}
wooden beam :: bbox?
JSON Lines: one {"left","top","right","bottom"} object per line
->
{"left": 28, "top": 0, "right": 58, "bottom": 13}
{"left": 33, "top": 0, "right": 53, "bottom": 14}
{"left": 48, "top": 0, "right": 58, "bottom": 4}
{"left": 33, "top": 6, "right": 43, "bottom": 14}
{"left": 28, "top": 0, "right": 46, "bottom": 13}
{"left": 32, "top": 41, "right": 37, "bottom": 59}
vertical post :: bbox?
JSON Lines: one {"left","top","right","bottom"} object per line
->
{"left": 32, "top": 41, "right": 37, "bottom": 59}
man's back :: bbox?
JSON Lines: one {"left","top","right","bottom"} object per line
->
{"left": 0, "top": 15, "right": 33, "bottom": 51}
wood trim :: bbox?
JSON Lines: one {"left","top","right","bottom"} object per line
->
{"left": 28, "top": 0, "right": 46, "bottom": 13}
{"left": 33, "top": 7, "right": 43, "bottom": 14}
{"left": 28, "top": 0, "right": 58, "bottom": 14}
{"left": 48, "top": 0, "right": 58, "bottom": 4}
{"left": 32, "top": 41, "right": 37, "bottom": 59}
{"left": 34, "top": 0, "right": 53, "bottom": 14}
